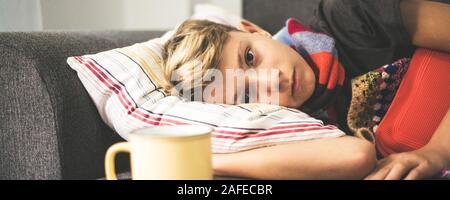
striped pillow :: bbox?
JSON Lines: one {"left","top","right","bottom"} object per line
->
{"left": 67, "top": 8, "right": 346, "bottom": 154}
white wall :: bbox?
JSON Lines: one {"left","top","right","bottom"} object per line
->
{"left": 0, "top": 0, "right": 43, "bottom": 31}
{"left": 191, "top": 0, "right": 241, "bottom": 16}
{"left": 41, "top": 0, "right": 125, "bottom": 30}
{"left": 40, "top": 0, "right": 242, "bottom": 31}
{"left": 121, "top": 0, "right": 192, "bottom": 30}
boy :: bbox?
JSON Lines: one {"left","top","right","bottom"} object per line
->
{"left": 162, "top": 0, "right": 450, "bottom": 179}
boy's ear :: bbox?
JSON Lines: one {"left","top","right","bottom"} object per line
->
{"left": 239, "top": 19, "right": 272, "bottom": 38}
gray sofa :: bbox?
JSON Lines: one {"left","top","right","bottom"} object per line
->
{"left": 0, "top": 31, "right": 165, "bottom": 179}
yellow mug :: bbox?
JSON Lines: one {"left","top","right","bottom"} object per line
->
{"left": 105, "top": 125, "right": 213, "bottom": 180}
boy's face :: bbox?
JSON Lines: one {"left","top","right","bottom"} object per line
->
{"left": 204, "top": 20, "right": 316, "bottom": 109}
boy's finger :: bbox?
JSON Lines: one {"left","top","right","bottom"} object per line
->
{"left": 385, "top": 164, "right": 410, "bottom": 180}
{"left": 365, "top": 165, "right": 392, "bottom": 180}
{"left": 404, "top": 168, "right": 421, "bottom": 180}
{"left": 404, "top": 165, "right": 428, "bottom": 180}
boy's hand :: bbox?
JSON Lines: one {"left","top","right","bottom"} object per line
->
{"left": 365, "top": 146, "right": 449, "bottom": 180}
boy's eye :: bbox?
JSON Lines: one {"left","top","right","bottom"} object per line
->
{"left": 245, "top": 49, "right": 255, "bottom": 67}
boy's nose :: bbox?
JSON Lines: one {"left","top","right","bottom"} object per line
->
{"left": 277, "top": 69, "right": 291, "bottom": 93}
{"left": 254, "top": 69, "right": 288, "bottom": 93}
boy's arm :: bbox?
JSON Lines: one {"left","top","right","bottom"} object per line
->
{"left": 214, "top": 136, "right": 377, "bottom": 180}
{"left": 366, "top": 109, "right": 450, "bottom": 180}
{"left": 401, "top": 0, "right": 450, "bottom": 53}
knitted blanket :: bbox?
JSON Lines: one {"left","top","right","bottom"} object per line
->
{"left": 347, "top": 58, "right": 410, "bottom": 142}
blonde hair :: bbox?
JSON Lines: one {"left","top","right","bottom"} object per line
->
{"left": 162, "top": 19, "right": 239, "bottom": 99}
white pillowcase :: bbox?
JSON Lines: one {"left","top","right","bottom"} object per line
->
{"left": 67, "top": 4, "right": 345, "bottom": 153}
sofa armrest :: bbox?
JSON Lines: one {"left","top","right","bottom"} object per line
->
{"left": 0, "top": 31, "right": 163, "bottom": 179}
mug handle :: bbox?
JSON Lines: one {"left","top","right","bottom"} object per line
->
{"left": 105, "top": 142, "right": 130, "bottom": 180}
